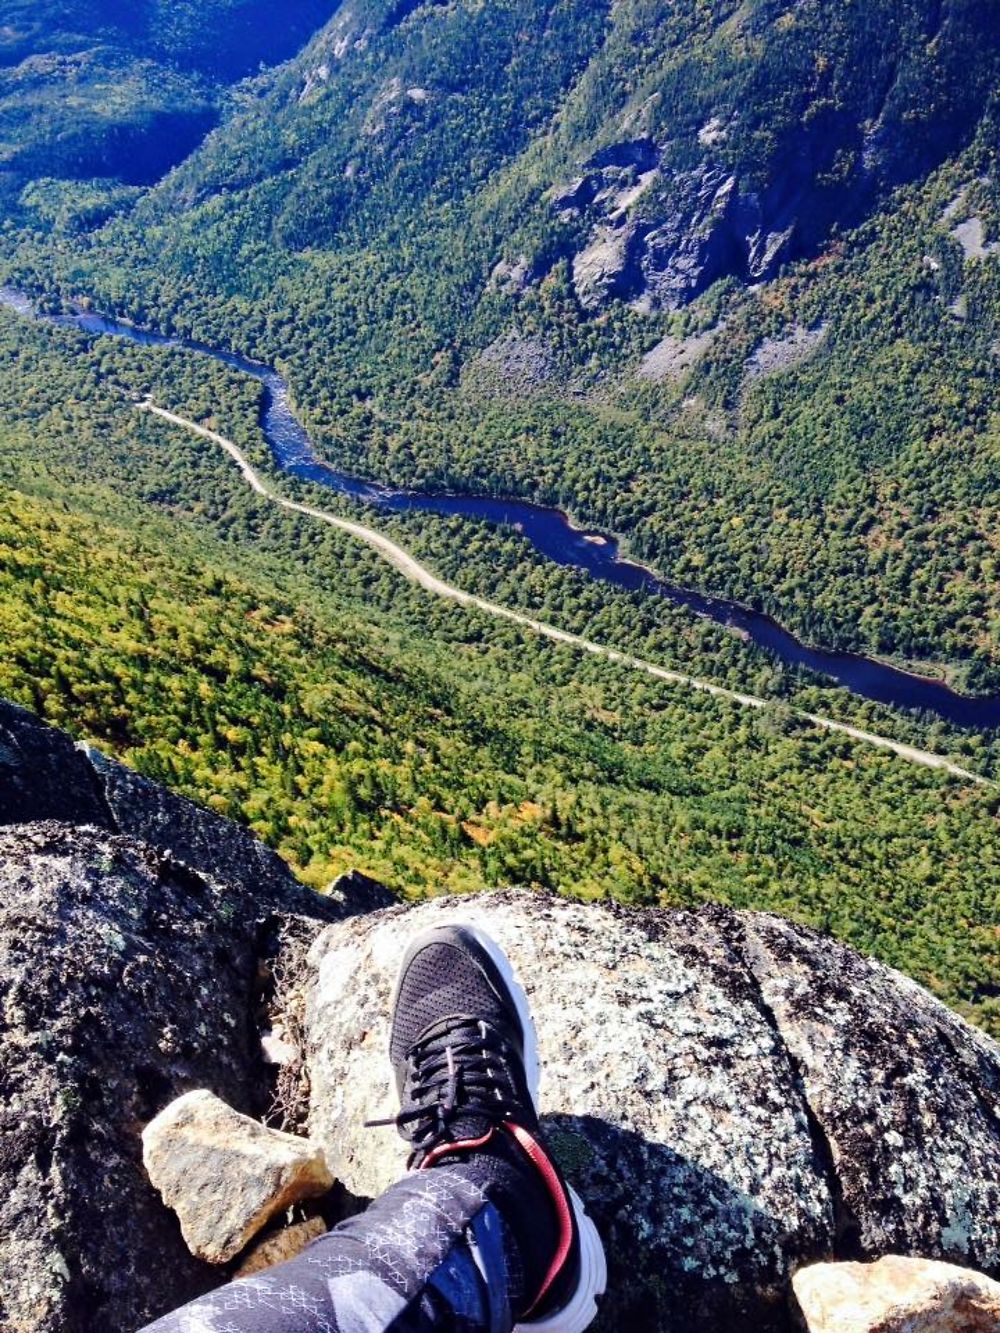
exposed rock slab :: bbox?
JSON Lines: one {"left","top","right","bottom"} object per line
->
{"left": 305, "top": 891, "right": 1000, "bottom": 1332}
{"left": 792, "top": 1255, "right": 1000, "bottom": 1332}
{"left": 573, "top": 224, "right": 646, "bottom": 309}
{"left": 0, "top": 815, "right": 341, "bottom": 1332}
{"left": 80, "top": 743, "right": 340, "bottom": 919}
{"left": 143, "top": 1090, "right": 333, "bottom": 1263}
{"left": 745, "top": 324, "right": 827, "bottom": 382}
{"left": 736, "top": 913, "right": 1000, "bottom": 1271}
{"left": 307, "top": 892, "right": 832, "bottom": 1330}
{"left": 637, "top": 328, "right": 717, "bottom": 381}
{"left": 949, "top": 215, "right": 1000, "bottom": 262}
{"left": 0, "top": 698, "right": 340, "bottom": 922}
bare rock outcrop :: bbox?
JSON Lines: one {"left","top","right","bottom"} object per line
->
{"left": 1, "top": 697, "right": 338, "bottom": 917}
{"left": 0, "top": 702, "right": 345, "bottom": 1331}
{"left": 4, "top": 701, "right": 1000, "bottom": 1332}
{"left": 792, "top": 1255, "right": 1000, "bottom": 1332}
{"left": 305, "top": 892, "right": 1000, "bottom": 1332}
{"left": 557, "top": 149, "right": 806, "bottom": 312}
{"left": 0, "top": 698, "right": 111, "bottom": 826}
{"left": 0, "top": 822, "right": 271, "bottom": 1329}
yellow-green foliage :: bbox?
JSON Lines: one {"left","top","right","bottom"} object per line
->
{"left": 1, "top": 483, "right": 999, "bottom": 1033}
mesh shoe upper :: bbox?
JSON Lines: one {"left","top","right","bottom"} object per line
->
{"left": 373, "top": 924, "right": 591, "bottom": 1326}
{"left": 385, "top": 928, "right": 539, "bottom": 1159}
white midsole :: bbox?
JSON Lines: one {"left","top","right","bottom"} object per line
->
{"left": 459, "top": 923, "right": 542, "bottom": 1108}
{"left": 514, "top": 1186, "right": 608, "bottom": 1333}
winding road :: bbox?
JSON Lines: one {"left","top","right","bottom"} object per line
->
{"left": 139, "top": 401, "right": 994, "bottom": 788}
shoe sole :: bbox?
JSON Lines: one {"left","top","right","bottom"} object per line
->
{"left": 432, "top": 923, "right": 608, "bottom": 1333}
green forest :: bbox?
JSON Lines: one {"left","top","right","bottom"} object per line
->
{"left": 0, "top": 0, "right": 998, "bottom": 1035}
{"left": 1, "top": 306, "right": 998, "bottom": 1037}
{"left": 7, "top": 0, "right": 1000, "bottom": 688}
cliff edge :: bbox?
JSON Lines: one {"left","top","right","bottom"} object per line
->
{"left": 1, "top": 700, "right": 998, "bottom": 1331}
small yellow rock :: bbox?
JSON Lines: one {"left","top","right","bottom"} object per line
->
{"left": 792, "top": 1255, "right": 1000, "bottom": 1333}
{"left": 235, "top": 1217, "right": 328, "bottom": 1278}
{"left": 142, "top": 1090, "right": 333, "bottom": 1264}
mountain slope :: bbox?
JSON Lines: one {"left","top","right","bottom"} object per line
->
{"left": 0, "top": 0, "right": 335, "bottom": 214}
{"left": 1, "top": 305, "right": 998, "bottom": 1033}
{"left": 12, "top": 0, "right": 1000, "bottom": 691}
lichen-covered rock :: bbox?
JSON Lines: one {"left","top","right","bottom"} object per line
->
{"left": 307, "top": 893, "right": 830, "bottom": 1330}
{"left": 305, "top": 891, "right": 1000, "bottom": 1332}
{"left": 0, "top": 820, "right": 338, "bottom": 1332}
{"left": 143, "top": 1090, "right": 333, "bottom": 1263}
{"left": 80, "top": 743, "right": 339, "bottom": 920}
{"left": 791, "top": 1255, "right": 1000, "bottom": 1332}
{"left": 735, "top": 914, "right": 1000, "bottom": 1270}
{"left": 0, "top": 698, "right": 340, "bottom": 923}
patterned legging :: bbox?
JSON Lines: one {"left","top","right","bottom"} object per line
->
{"left": 141, "top": 1166, "right": 519, "bottom": 1333}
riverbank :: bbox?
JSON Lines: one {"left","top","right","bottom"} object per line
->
{"left": 4, "top": 285, "right": 1000, "bottom": 727}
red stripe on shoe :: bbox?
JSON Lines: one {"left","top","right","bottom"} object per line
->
{"left": 505, "top": 1121, "right": 575, "bottom": 1318}
{"left": 417, "top": 1127, "right": 495, "bottom": 1170}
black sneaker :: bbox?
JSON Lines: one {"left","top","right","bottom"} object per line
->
{"left": 374, "top": 923, "right": 606, "bottom": 1332}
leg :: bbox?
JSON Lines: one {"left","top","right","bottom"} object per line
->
{"left": 141, "top": 925, "right": 605, "bottom": 1333}
{"left": 141, "top": 1166, "right": 516, "bottom": 1332}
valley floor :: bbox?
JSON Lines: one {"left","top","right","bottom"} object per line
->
{"left": 141, "top": 401, "right": 992, "bottom": 789}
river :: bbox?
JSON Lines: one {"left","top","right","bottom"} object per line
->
{"left": 4, "top": 288, "right": 999, "bottom": 729}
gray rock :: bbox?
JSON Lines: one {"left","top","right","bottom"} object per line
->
{"left": 736, "top": 914, "right": 1000, "bottom": 1268}
{"left": 305, "top": 891, "right": 1000, "bottom": 1332}
{"left": 550, "top": 139, "right": 834, "bottom": 310}
{"left": 949, "top": 216, "right": 1000, "bottom": 262}
{"left": 142, "top": 1090, "right": 333, "bottom": 1263}
{"left": 488, "top": 254, "right": 533, "bottom": 293}
{"left": 745, "top": 324, "right": 828, "bottom": 382}
{"left": 327, "top": 867, "right": 398, "bottom": 915}
{"left": 0, "top": 819, "right": 339, "bottom": 1331}
{"left": 81, "top": 742, "right": 339, "bottom": 920}
{"left": 0, "top": 698, "right": 340, "bottom": 922}
{"left": 554, "top": 139, "right": 804, "bottom": 310}
{"left": 474, "top": 333, "right": 556, "bottom": 390}
{"left": 573, "top": 224, "right": 646, "bottom": 310}
{"left": 641, "top": 165, "right": 763, "bottom": 309}
{"left": 586, "top": 139, "right": 658, "bottom": 174}
{"left": 0, "top": 698, "right": 110, "bottom": 826}
{"left": 4, "top": 702, "right": 999, "bottom": 1331}
{"left": 637, "top": 327, "right": 720, "bottom": 382}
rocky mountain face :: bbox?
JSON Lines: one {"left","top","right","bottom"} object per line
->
{"left": 545, "top": 0, "right": 1000, "bottom": 310}
{"left": 308, "top": 893, "right": 1000, "bottom": 1331}
{"left": 2, "top": 699, "right": 999, "bottom": 1331}
{"left": 0, "top": 699, "right": 347, "bottom": 1330}
{"left": 117, "top": 0, "right": 1000, "bottom": 310}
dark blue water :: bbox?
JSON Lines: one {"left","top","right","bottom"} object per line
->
{"left": 6, "top": 289, "right": 1000, "bottom": 729}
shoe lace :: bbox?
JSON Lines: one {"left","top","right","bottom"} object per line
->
{"left": 366, "top": 1015, "right": 518, "bottom": 1163}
